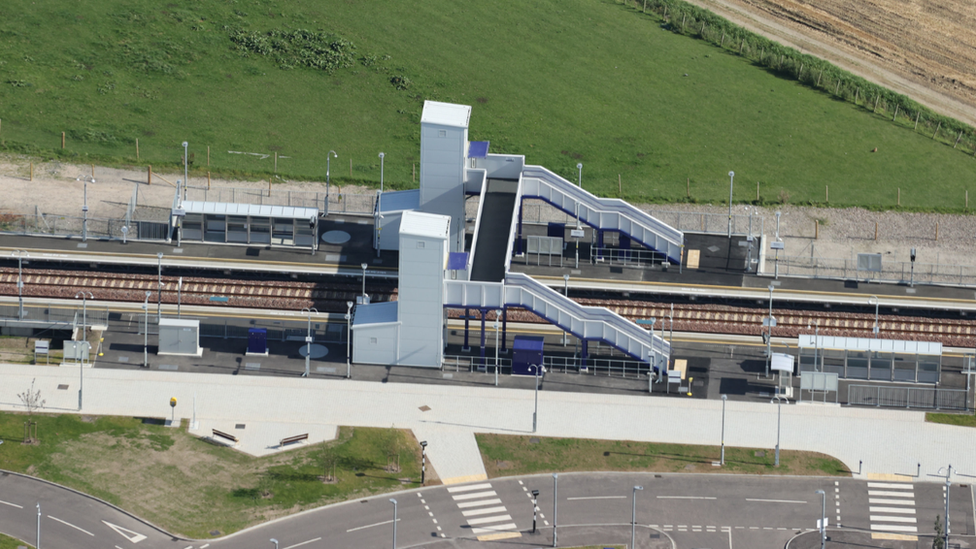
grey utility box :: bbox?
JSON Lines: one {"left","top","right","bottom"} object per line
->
{"left": 158, "top": 318, "right": 203, "bottom": 357}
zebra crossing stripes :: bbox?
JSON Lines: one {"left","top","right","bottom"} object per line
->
{"left": 447, "top": 482, "right": 521, "bottom": 541}
{"left": 867, "top": 481, "right": 918, "bottom": 535}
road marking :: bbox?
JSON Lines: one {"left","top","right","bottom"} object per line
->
{"left": 346, "top": 518, "right": 400, "bottom": 532}
{"left": 869, "top": 516, "right": 917, "bottom": 523}
{"left": 869, "top": 524, "right": 918, "bottom": 532}
{"left": 657, "top": 496, "right": 716, "bottom": 500}
{"left": 566, "top": 496, "right": 627, "bottom": 500}
{"left": 868, "top": 490, "right": 914, "bottom": 497}
{"left": 868, "top": 482, "right": 914, "bottom": 489}
{"left": 200, "top": 545, "right": 210, "bottom": 548}
{"left": 745, "top": 498, "right": 806, "bottom": 504}
{"left": 870, "top": 507, "right": 916, "bottom": 514}
{"left": 869, "top": 498, "right": 915, "bottom": 506}
{"left": 457, "top": 498, "right": 502, "bottom": 509}
{"left": 283, "top": 537, "right": 322, "bottom": 549}
{"left": 447, "top": 483, "right": 493, "bottom": 493}
{"left": 102, "top": 520, "right": 148, "bottom": 543}
{"left": 462, "top": 506, "right": 507, "bottom": 517}
{"left": 50, "top": 516, "right": 94, "bottom": 536}
{"left": 452, "top": 491, "right": 497, "bottom": 501}
{"left": 472, "top": 523, "right": 518, "bottom": 534}
{"left": 466, "top": 514, "right": 513, "bottom": 526}
{"left": 0, "top": 500, "right": 23, "bottom": 509}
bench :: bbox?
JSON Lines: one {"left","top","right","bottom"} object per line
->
{"left": 212, "top": 429, "right": 239, "bottom": 444}
{"left": 279, "top": 433, "right": 309, "bottom": 447}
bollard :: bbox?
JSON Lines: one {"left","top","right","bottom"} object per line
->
{"left": 61, "top": 131, "right": 65, "bottom": 148}
{"left": 875, "top": 221, "right": 878, "bottom": 241}
{"left": 29, "top": 163, "right": 33, "bottom": 181}
{"left": 136, "top": 138, "right": 139, "bottom": 160}
{"left": 936, "top": 222, "right": 939, "bottom": 241}
{"left": 815, "top": 219, "right": 819, "bottom": 239}
{"left": 207, "top": 171, "right": 211, "bottom": 190}
{"left": 148, "top": 165, "right": 152, "bottom": 185}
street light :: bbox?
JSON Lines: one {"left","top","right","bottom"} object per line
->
{"left": 909, "top": 247, "right": 916, "bottom": 287}
{"left": 376, "top": 152, "right": 385, "bottom": 257}
{"left": 420, "top": 440, "right": 428, "bottom": 485}
{"left": 36, "top": 503, "right": 40, "bottom": 549}
{"left": 326, "top": 150, "right": 338, "bottom": 213}
{"left": 720, "top": 394, "right": 728, "bottom": 466}
{"left": 157, "top": 252, "right": 164, "bottom": 321}
{"left": 774, "top": 211, "right": 782, "bottom": 279}
{"left": 346, "top": 301, "right": 354, "bottom": 379}
{"left": 562, "top": 274, "right": 570, "bottom": 346}
{"left": 361, "top": 263, "right": 368, "bottom": 303}
{"left": 493, "top": 310, "right": 501, "bottom": 386}
{"left": 632, "top": 485, "right": 644, "bottom": 549}
{"left": 302, "top": 307, "right": 318, "bottom": 378}
{"left": 78, "top": 175, "right": 94, "bottom": 242}
{"left": 727, "top": 171, "right": 734, "bottom": 239}
{"left": 389, "top": 498, "right": 398, "bottom": 549}
{"left": 13, "top": 250, "right": 28, "bottom": 320}
{"left": 74, "top": 291, "right": 94, "bottom": 411}
{"left": 869, "top": 295, "right": 879, "bottom": 338}
{"left": 270, "top": 539, "right": 278, "bottom": 549}
{"left": 530, "top": 364, "right": 544, "bottom": 433}
{"left": 142, "top": 291, "right": 151, "bottom": 368}
{"left": 765, "top": 284, "right": 774, "bottom": 378}
{"left": 807, "top": 321, "right": 820, "bottom": 371}
{"left": 772, "top": 396, "right": 784, "bottom": 467}
{"left": 815, "top": 489, "right": 826, "bottom": 549}
{"left": 938, "top": 466, "right": 952, "bottom": 549}
{"left": 552, "top": 473, "right": 558, "bottom": 547}
{"left": 182, "top": 141, "right": 189, "bottom": 201}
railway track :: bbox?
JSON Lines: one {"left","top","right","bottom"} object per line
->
{"left": 3, "top": 267, "right": 974, "bottom": 346}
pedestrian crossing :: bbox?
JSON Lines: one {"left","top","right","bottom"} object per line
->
{"left": 867, "top": 481, "right": 917, "bottom": 536}
{"left": 447, "top": 482, "right": 521, "bottom": 541}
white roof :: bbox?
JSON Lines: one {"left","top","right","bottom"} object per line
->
{"left": 159, "top": 318, "right": 199, "bottom": 328}
{"left": 400, "top": 210, "right": 450, "bottom": 239}
{"left": 798, "top": 334, "right": 942, "bottom": 355}
{"left": 179, "top": 201, "right": 318, "bottom": 219}
{"left": 421, "top": 101, "right": 471, "bottom": 128}
{"left": 379, "top": 189, "right": 420, "bottom": 213}
{"left": 352, "top": 301, "right": 398, "bottom": 327}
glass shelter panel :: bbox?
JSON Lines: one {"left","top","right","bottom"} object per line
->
{"left": 822, "top": 349, "right": 845, "bottom": 377}
{"left": 848, "top": 351, "right": 869, "bottom": 379}
{"left": 892, "top": 354, "right": 917, "bottom": 382}
{"left": 869, "top": 351, "right": 892, "bottom": 381}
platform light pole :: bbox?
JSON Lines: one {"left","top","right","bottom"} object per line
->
{"left": 807, "top": 321, "right": 820, "bottom": 371}
{"left": 766, "top": 284, "right": 774, "bottom": 377}
{"left": 36, "top": 503, "right": 40, "bottom": 549}
{"left": 270, "top": 539, "right": 278, "bottom": 549}
{"left": 79, "top": 174, "right": 94, "bottom": 242}
{"left": 720, "top": 394, "right": 728, "bottom": 466}
{"left": 74, "top": 291, "right": 93, "bottom": 410}
{"left": 326, "top": 150, "right": 338, "bottom": 213}
{"left": 632, "top": 485, "right": 643, "bottom": 549}
{"left": 774, "top": 211, "right": 782, "bottom": 279}
{"left": 420, "top": 440, "right": 428, "bottom": 485}
{"left": 302, "top": 307, "right": 317, "bottom": 378}
{"left": 772, "top": 395, "right": 783, "bottom": 467}
{"left": 361, "top": 263, "right": 368, "bottom": 303}
{"left": 389, "top": 498, "right": 398, "bottom": 549}
{"left": 727, "top": 171, "right": 734, "bottom": 239}
{"left": 13, "top": 250, "right": 27, "bottom": 320}
{"left": 938, "top": 465, "right": 952, "bottom": 549}
{"left": 143, "top": 291, "right": 151, "bottom": 368}
{"left": 156, "top": 252, "right": 164, "bottom": 321}
{"left": 494, "top": 310, "right": 501, "bottom": 386}
{"left": 869, "top": 295, "right": 879, "bottom": 338}
{"left": 346, "top": 301, "right": 354, "bottom": 378}
{"left": 530, "top": 364, "right": 543, "bottom": 432}
{"left": 376, "top": 152, "right": 385, "bottom": 257}
{"left": 562, "top": 274, "right": 570, "bottom": 346}
{"left": 815, "top": 489, "right": 826, "bottom": 549}
{"left": 552, "top": 473, "right": 558, "bottom": 547}
{"left": 182, "top": 141, "right": 189, "bottom": 200}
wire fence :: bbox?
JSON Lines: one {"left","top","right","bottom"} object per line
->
{"left": 847, "top": 384, "right": 969, "bottom": 411}
{"left": 774, "top": 254, "right": 976, "bottom": 287}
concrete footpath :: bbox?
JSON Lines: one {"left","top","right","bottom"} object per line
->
{"left": 0, "top": 363, "right": 973, "bottom": 484}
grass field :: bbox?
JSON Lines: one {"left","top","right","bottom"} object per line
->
{"left": 477, "top": 433, "right": 850, "bottom": 477}
{"left": 926, "top": 412, "right": 976, "bottom": 428}
{"left": 0, "top": 412, "right": 424, "bottom": 539}
{"left": 0, "top": 533, "right": 28, "bottom": 549}
{"left": 0, "top": 0, "right": 973, "bottom": 209}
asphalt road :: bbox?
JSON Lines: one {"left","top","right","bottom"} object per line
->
{"left": 1, "top": 471, "right": 972, "bottom": 549}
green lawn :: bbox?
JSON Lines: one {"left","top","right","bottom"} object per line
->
{"left": 477, "top": 433, "right": 850, "bottom": 477}
{"left": 0, "top": 533, "right": 29, "bottom": 549}
{"left": 926, "top": 412, "right": 976, "bottom": 427}
{"left": 0, "top": 412, "right": 424, "bottom": 538}
{"left": 0, "top": 0, "right": 974, "bottom": 209}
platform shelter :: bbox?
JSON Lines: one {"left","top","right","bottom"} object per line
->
{"left": 798, "top": 335, "right": 941, "bottom": 384}
{"left": 176, "top": 201, "right": 318, "bottom": 253}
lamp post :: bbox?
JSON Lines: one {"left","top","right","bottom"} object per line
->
{"left": 766, "top": 284, "right": 774, "bottom": 378}
{"left": 346, "top": 301, "right": 354, "bottom": 378}
{"left": 530, "top": 364, "right": 543, "bottom": 432}
{"left": 389, "top": 498, "right": 398, "bottom": 549}
{"left": 326, "top": 150, "right": 338, "bottom": 213}
{"left": 772, "top": 396, "right": 783, "bottom": 467}
{"left": 562, "top": 274, "right": 570, "bottom": 346}
{"left": 575, "top": 163, "right": 582, "bottom": 269}
{"left": 909, "top": 247, "right": 916, "bottom": 287}
{"left": 36, "top": 503, "right": 40, "bottom": 549}
{"left": 774, "top": 211, "right": 782, "bottom": 279}
{"left": 79, "top": 175, "right": 94, "bottom": 242}
{"left": 632, "top": 485, "right": 644, "bottom": 549}
{"left": 182, "top": 141, "right": 189, "bottom": 200}
{"left": 270, "top": 539, "right": 278, "bottom": 549}
{"left": 815, "top": 489, "right": 826, "bottom": 549}
{"left": 376, "top": 152, "right": 385, "bottom": 257}
{"left": 156, "top": 252, "right": 164, "bottom": 321}
{"left": 869, "top": 295, "right": 879, "bottom": 338}
{"left": 302, "top": 307, "right": 317, "bottom": 378}
{"left": 361, "top": 263, "right": 368, "bottom": 303}
{"left": 420, "top": 440, "right": 428, "bottom": 485}
{"left": 938, "top": 465, "right": 952, "bottom": 549}
{"left": 143, "top": 291, "right": 151, "bottom": 368}
{"left": 552, "top": 473, "right": 558, "bottom": 547}
{"left": 727, "top": 171, "right": 734, "bottom": 239}
{"left": 74, "top": 291, "right": 93, "bottom": 411}
{"left": 494, "top": 310, "right": 501, "bottom": 386}
{"left": 807, "top": 321, "right": 820, "bottom": 371}
{"left": 648, "top": 317, "right": 657, "bottom": 386}
{"left": 13, "top": 250, "right": 27, "bottom": 320}
{"left": 720, "top": 394, "right": 728, "bottom": 466}
{"left": 531, "top": 489, "right": 540, "bottom": 534}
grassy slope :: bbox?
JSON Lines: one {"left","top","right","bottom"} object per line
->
{"left": 0, "top": 0, "right": 972, "bottom": 208}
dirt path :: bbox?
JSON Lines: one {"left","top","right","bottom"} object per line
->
{"left": 679, "top": 0, "right": 976, "bottom": 127}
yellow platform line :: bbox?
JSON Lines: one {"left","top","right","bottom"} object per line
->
{"left": 441, "top": 473, "right": 488, "bottom": 485}
{"left": 477, "top": 531, "right": 522, "bottom": 542}
{"left": 872, "top": 532, "right": 918, "bottom": 541}
{"left": 866, "top": 473, "right": 913, "bottom": 482}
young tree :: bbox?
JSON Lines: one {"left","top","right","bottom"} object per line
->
{"left": 17, "top": 378, "right": 45, "bottom": 443}
{"left": 321, "top": 445, "right": 338, "bottom": 483}
{"left": 932, "top": 515, "right": 945, "bottom": 549}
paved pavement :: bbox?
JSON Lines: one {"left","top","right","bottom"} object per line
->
{"left": 1, "top": 362, "right": 975, "bottom": 486}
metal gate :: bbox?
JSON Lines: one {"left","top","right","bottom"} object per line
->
{"left": 137, "top": 221, "right": 170, "bottom": 241}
